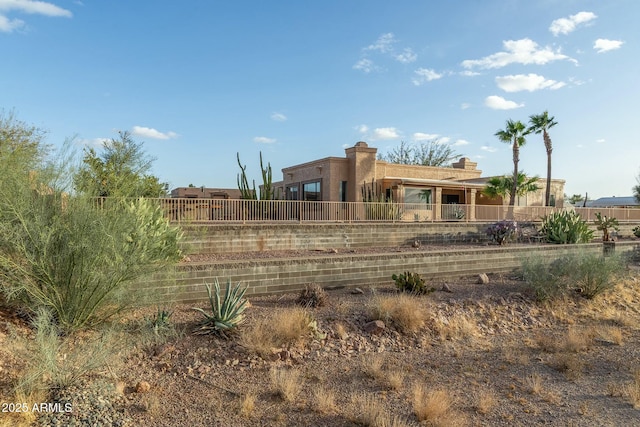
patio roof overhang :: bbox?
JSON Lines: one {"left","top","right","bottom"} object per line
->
{"left": 382, "top": 177, "right": 486, "bottom": 190}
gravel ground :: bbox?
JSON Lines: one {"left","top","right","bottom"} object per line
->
{"left": 2, "top": 247, "right": 640, "bottom": 427}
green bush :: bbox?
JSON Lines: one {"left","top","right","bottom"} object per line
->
{"left": 193, "top": 279, "right": 248, "bottom": 336}
{"left": 540, "top": 211, "right": 593, "bottom": 244}
{"left": 632, "top": 225, "right": 640, "bottom": 238}
{"left": 0, "top": 194, "right": 182, "bottom": 332}
{"left": 522, "top": 252, "right": 625, "bottom": 301}
{"left": 391, "top": 272, "right": 435, "bottom": 295}
{"left": 0, "top": 116, "right": 182, "bottom": 333}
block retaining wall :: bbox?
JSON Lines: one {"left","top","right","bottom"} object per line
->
{"left": 179, "top": 222, "right": 640, "bottom": 255}
{"left": 142, "top": 241, "right": 638, "bottom": 304}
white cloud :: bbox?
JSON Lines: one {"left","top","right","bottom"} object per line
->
{"left": 594, "top": 39, "right": 624, "bottom": 53}
{"left": 495, "top": 73, "right": 565, "bottom": 92}
{"left": 412, "top": 68, "right": 442, "bottom": 85}
{"left": 78, "top": 137, "right": 109, "bottom": 148}
{"left": 372, "top": 127, "right": 400, "bottom": 140}
{"left": 0, "top": 0, "right": 72, "bottom": 17}
{"left": 480, "top": 145, "right": 498, "bottom": 153}
{"left": 0, "top": 0, "right": 71, "bottom": 32}
{"left": 355, "top": 32, "right": 417, "bottom": 73}
{"left": 253, "top": 136, "right": 276, "bottom": 144}
{"left": 596, "top": 138, "right": 606, "bottom": 143}
{"left": 365, "top": 32, "right": 395, "bottom": 53}
{"left": 0, "top": 13, "right": 22, "bottom": 31}
{"left": 270, "top": 112, "right": 287, "bottom": 122}
{"left": 395, "top": 48, "right": 417, "bottom": 63}
{"left": 461, "top": 38, "right": 573, "bottom": 69}
{"left": 355, "top": 124, "right": 369, "bottom": 134}
{"left": 484, "top": 95, "right": 524, "bottom": 110}
{"left": 131, "top": 126, "right": 178, "bottom": 140}
{"left": 460, "top": 70, "right": 481, "bottom": 77}
{"left": 460, "top": 103, "right": 471, "bottom": 110}
{"left": 438, "top": 137, "right": 451, "bottom": 144}
{"left": 549, "top": 11, "right": 596, "bottom": 36}
{"left": 353, "top": 58, "right": 377, "bottom": 73}
{"left": 453, "top": 139, "right": 470, "bottom": 146}
{"left": 412, "top": 132, "right": 439, "bottom": 141}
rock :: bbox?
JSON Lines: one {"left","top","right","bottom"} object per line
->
{"left": 351, "top": 287, "right": 365, "bottom": 295}
{"left": 477, "top": 273, "right": 489, "bottom": 285}
{"left": 441, "top": 283, "right": 453, "bottom": 293}
{"left": 135, "top": 381, "right": 151, "bottom": 393}
{"left": 364, "top": 320, "right": 386, "bottom": 335}
{"left": 412, "top": 240, "right": 421, "bottom": 248}
{"left": 328, "top": 248, "right": 338, "bottom": 254}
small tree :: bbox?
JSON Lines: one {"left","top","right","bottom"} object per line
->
{"left": 377, "top": 139, "right": 461, "bottom": 167}
{"left": 482, "top": 172, "right": 541, "bottom": 202}
{"left": 74, "top": 131, "right": 167, "bottom": 198}
{"left": 0, "top": 117, "right": 182, "bottom": 333}
{"left": 634, "top": 171, "right": 640, "bottom": 203}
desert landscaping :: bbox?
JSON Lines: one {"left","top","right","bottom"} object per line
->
{"left": 2, "top": 245, "right": 640, "bottom": 427}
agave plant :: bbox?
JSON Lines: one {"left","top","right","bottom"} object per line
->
{"left": 193, "top": 279, "right": 249, "bottom": 335}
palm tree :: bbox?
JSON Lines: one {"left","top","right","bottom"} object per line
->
{"left": 482, "top": 172, "right": 541, "bottom": 201}
{"left": 528, "top": 111, "right": 558, "bottom": 206}
{"left": 495, "top": 120, "right": 530, "bottom": 207}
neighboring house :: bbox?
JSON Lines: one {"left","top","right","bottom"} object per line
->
{"left": 271, "top": 141, "right": 565, "bottom": 219}
{"left": 171, "top": 187, "right": 243, "bottom": 199}
{"left": 584, "top": 196, "right": 640, "bottom": 208}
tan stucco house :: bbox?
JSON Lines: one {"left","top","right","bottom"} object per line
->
{"left": 272, "top": 141, "right": 564, "bottom": 219}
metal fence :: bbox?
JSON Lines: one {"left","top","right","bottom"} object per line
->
{"left": 138, "top": 198, "right": 640, "bottom": 224}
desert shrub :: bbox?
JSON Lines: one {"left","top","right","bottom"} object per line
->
{"left": 522, "top": 252, "right": 625, "bottom": 301}
{"left": 633, "top": 226, "right": 640, "bottom": 238}
{"left": 521, "top": 256, "right": 568, "bottom": 301}
{"left": 540, "top": 210, "right": 593, "bottom": 244}
{"left": 594, "top": 212, "right": 619, "bottom": 241}
{"left": 296, "top": 283, "right": 327, "bottom": 308}
{"left": 270, "top": 367, "right": 301, "bottom": 402}
{"left": 486, "top": 220, "right": 518, "bottom": 245}
{"left": 392, "top": 271, "right": 435, "bottom": 295}
{"left": 0, "top": 195, "right": 182, "bottom": 333}
{"left": 193, "top": 279, "right": 248, "bottom": 336}
{"left": 240, "top": 306, "right": 313, "bottom": 357}
{"left": 370, "top": 294, "right": 426, "bottom": 333}
{"left": 15, "top": 309, "right": 122, "bottom": 395}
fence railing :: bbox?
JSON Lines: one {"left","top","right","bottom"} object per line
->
{"left": 134, "top": 198, "right": 640, "bottom": 224}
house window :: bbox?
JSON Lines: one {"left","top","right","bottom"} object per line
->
{"left": 286, "top": 185, "right": 299, "bottom": 200}
{"left": 303, "top": 181, "right": 321, "bottom": 201}
{"left": 404, "top": 187, "right": 431, "bottom": 204}
{"left": 339, "top": 181, "right": 347, "bottom": 202}
{"left": 549, "top": 194, "right": 556, "bottom": 207}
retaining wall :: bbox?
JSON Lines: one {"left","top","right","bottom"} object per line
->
{"left": 179, "top": 222, "right": 640, "bottom": 255}
{"left": 142, "top": 241, "right": 638, "bottom": 304}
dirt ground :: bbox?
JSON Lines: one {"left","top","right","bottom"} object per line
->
{"left": 2, "top": 265, "right": 640, "bottom": 427}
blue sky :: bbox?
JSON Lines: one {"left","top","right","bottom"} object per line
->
{"left": 1, "top": 0, "right": 638, "bottom": 199}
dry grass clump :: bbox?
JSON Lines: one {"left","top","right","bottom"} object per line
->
{"left": 312, "top": 387, "right": 337, "bottom": 414}
{"left": 502, "top": 344, "right": 530, "bottom": 365}
{"left": 431, "top": 314, "right": 479, "bottom": 342}
{"left": 348, "top": 393, "right": 409, "bottom": 427}
{"left": 270, "top": 367, "right": 301, "bottom": 402}
{"left": 564, "top": 327, "right": 593, "bottom": 352}
{"left": 473, "top": 388, "right": 497, "bottom": 415}
{"left": 593, "top": 325, "right": 624, "bottom": 345}
{"left": 624, "top": 369, "right": 640, "bottom": 409}
{"left": 412, "top": 385, "right": 466, "bottom": 426}
{"left": 525, "top": 373, "right": 543, "bottom": 395}
{"left": 369, "top": 293, "right": 426, "bottom": 333}
{"left": 334, "top": 321, "right": 349, "bottom": 340}
{"left": 296, "top": 283, "right": 328, "bottom": 308}
{"left": 551, "top": 353, "right": 584, "bottom": 380}
{"left": 238, "top": 393, "right": 256, "bottom": 418}
{"left": 240, "top": 307, "right": 312, "bottom": 357}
